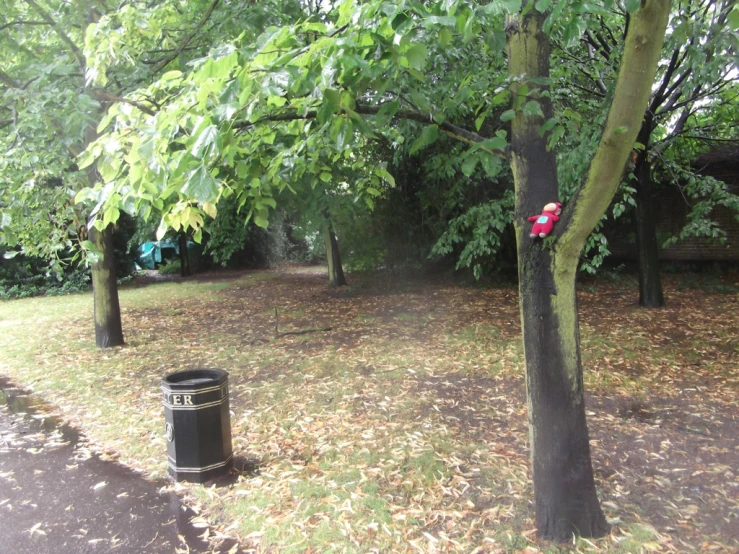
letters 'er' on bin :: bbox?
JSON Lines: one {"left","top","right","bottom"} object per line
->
{"left": 161, "top": 369, "right": 233, "bottom": 483}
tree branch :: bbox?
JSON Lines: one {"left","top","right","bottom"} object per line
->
{"left": 0, "top": 70, "right": 23, "bottom": 89}
{"left": 649, "top": 46, "right": 683, "bottom": 113}
{"left": 234, "top": 104, "right": 507, "bottom": 158}
{"left": 658, "top": 80, "right": 732, "bottom": 117}
{"left": 149, "top": 0, "right": 220, "bottom": 75}
{"left": 0, "top": 20, "right": 50, "bottom": 32}
{"left": 23, "top": 0, "right": 86, "bottom": 71}
{"left": 91, "top": 89, "right": 157, "bottom": 115}
{"left": 584, "top": 30, "right": 611, "bottom": 61}
{"left": 681, "top": 135, "right": 739, "bottom": 143}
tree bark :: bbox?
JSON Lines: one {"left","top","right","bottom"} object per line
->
{"left": 85, "top": 108, "right": 124, "bottom": 348}
{"left": 508, "top": 12, "right": 609, "bottom": 541}
{"left": 89, "top": 224, "right": 124, "bottom": 348}
{"left": 633, "top": 147, "right": 666, "bottom": 307}
{"left": 178, "top": 233, "right": 191, "bottom": 277}
{"left": 323, "top": 220, "right": 346, "bottom": 287}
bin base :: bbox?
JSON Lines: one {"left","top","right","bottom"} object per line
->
{"left": 168, "top": 455, "right": 233, "bottom": 483}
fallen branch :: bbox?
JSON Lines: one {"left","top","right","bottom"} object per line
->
{"left": 248, "top": 327, "right": 332, "bottom": 345}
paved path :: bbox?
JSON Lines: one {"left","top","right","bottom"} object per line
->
{"left": 0, "top": 379, "right": 239, "bottom": 553}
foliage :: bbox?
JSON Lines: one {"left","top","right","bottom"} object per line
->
{"left": 0, "top": 1, "right": 98, "bottom": 273}
{"left": 432, "top": 191, "right": 515, "bottom": 278}
{"left": 205, "top": 199, "right": 305, "bottom": 268}
{"left": 157, "top": 258, "right": 182, "bottom": 275}
{"left": 1, "top": 0, "right": 296, "bottom": 272}
{"left": 0, "top": 254, "right": 91, "bottom": 299}
{"left": 78, "top": 0, "right": 515, "bottom": 235}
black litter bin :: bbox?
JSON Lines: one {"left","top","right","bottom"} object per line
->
{"left": 161, "top": 369, "right": 233, "bottom": 483}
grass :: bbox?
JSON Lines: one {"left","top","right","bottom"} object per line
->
{"left": 0, "top": 267, "right": 737, "bottom": 553}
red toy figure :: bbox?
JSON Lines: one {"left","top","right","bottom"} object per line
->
{"left": 528, "top": 202, "right": 562, "bottom": 238}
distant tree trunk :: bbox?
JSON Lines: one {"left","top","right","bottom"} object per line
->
{"left": 323, "top": 220, "right": 346, "bottom": 287}
{"left": 633, "top": 122, "right": 666, "bottom": 307}
{"left": 508, "top": 12, "right": 609, "bottom": 541}
{"left": 178, "top": 233, "right": 191, "bottom": 277}
{"left": 89, "top": 224, "right": 124, "bottom": 348}
{"left": 85, "top": 113, "right": 124, "bottom": 348}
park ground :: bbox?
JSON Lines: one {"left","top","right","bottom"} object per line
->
{"left": 0, "top": 266, "right": 737, "bottom": 553}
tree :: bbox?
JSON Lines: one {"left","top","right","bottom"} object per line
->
{"left": 323, "top": 216, "right": 347, "bottom": 286}
{"left": 552, "top": 0, "right": 738, "bottom": 305}
{"left": 631, "top": 0, "right": 736, "bottom": 307}
{"left": 1, "top": 0, "right": 291, "bottom": 345}
{"left": 0, "top": 0, "right": 125, "bottom": 347}
{"left": 81, "top": 0, "right": 670, "bottom": 541}
{"left": 507, "top": 1, "right": 670, "bottom": 535}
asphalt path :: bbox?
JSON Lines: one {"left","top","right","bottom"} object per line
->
{"left": 0, "top": 378, "right": 239, "bottom": 553}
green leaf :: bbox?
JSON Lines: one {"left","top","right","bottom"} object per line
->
{"left": 320, "top": 172, "right": 332, "bottom": 182}
{"left": 479, "top": 151, "right": 502, "bottom": 177}
{"left": 500, "top": 110, "right": 516, "bottom": 122}
{"left": 191, "top": 125, "right": 219, "bottom": 158}
{"left": 320, "top": 88, "right": 341, "bottom": 118}
{"left": 156, "top": 217, "right": 168, "bottom": 241}
{"left": 624, "top": 0, "right": 641, "bottom": 13}
{"left": 254, "top": 208, "right": 269, "bottom": 229}
{"left": 392, "top": 13, "right": 409, "bottom": 30}
{"left": 461, "top": 154, "right": 478, "bottom": 176}
{"left": 522, "top": 100, "right": 544, "bottom": 118}
{"left": 614, "top": 125, "right": 629, "bottom": 135}
{"left": 540, "top": 118, "right": 557, "bottom": 135}
{"left": 410, "top": 124, "right": 439, "bottom": 154}
{"left": 502, "top": 0, "right": 523, "bottom": 13}
{"left": 267, "top": 95, "right": 287, "bottom": 107}
{"left": 366, "top": 187, "right": 381, "bottom": 196}
{"left": 729, "top": 6, "right": 739, "bottom": 30}
{"left": 331, "top": 117, "right": 354, "bottom": 150}
{"left": 77, "top": 150, "right": 96, "bottom": 170}
{"left": 475, "top": 113, "right": 486, "bottom": 131}
{"left": 161, "top": 70, "right": 183, "bottom": 81}
{"left": 97, "top": 111, "right": 116, "bottom": 133}
{"left": 182, "top": 166, "right": 219, "bottom": 204}
{"left": 74, "top": 188, "right": 95, "bottom": 204}
{"left": 535, "top": 0, "right": 551, "bottom": 11}
{"left": 376, "top": 100, "right": 399, "bottom": 124}
{"left": 405, "top": 44, "right": 428, "bottom": 71}
{"left": 481, "top": 136, "right": 507, "bottom": 152}
{"left": 439, "top": 27, "right": 453, "bottom": 47}
{"left": 376, "top": 167, "right": 396, "bottom": 187}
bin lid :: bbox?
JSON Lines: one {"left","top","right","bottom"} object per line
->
{"left": 162, "top": 369, "right": 228, "bottom": 391}
{"left": 176, "top": 377, "right": 213, "bottom": 385}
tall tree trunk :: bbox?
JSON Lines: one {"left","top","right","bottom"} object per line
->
{"left": 508, "top": 12, "right": 609, "bottom": 541}
{"left": 85, "top": 115, "right": 124, "bottom": 348}
{"left": 178, "top": 233, "right": 191, "bottom": 277}
{"left": 89, "top": 224, "right": 124, "bottom": 348}
{"left": 323, "top": 220, "right": 346, "bottom": 287}
{"left": 633, "top": 122, "right": 666, "bottom": 307}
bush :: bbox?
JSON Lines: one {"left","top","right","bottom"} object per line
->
{"left": 0, "top": 264, "right": 90, "bottom": 299}
{"left": 158, "top": 259, "right": 182, "bottom": 275}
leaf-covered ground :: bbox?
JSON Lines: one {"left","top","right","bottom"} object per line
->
{"left": 0, "top": 266, "right": 736, "bottom": 553}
